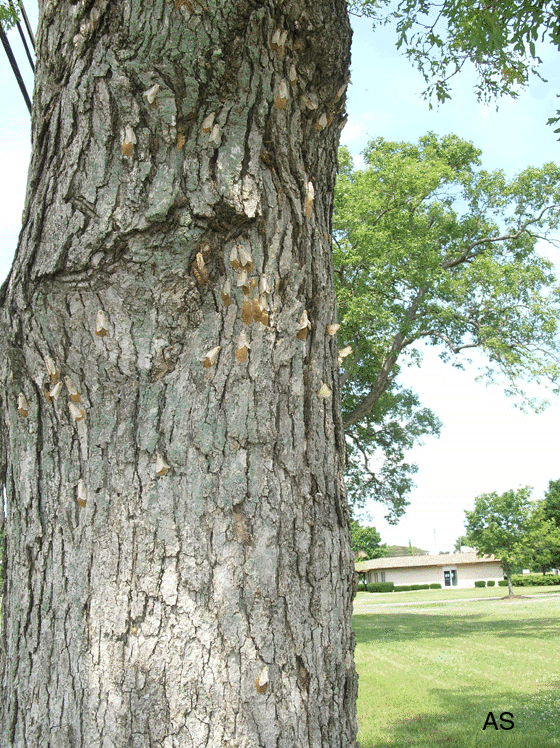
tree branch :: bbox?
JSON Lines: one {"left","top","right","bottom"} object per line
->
{"left": 342, "top": 283, "right": 429, "bottom": 428}
{"left": 442, "top": 204, "right": 560, "bottom": 269}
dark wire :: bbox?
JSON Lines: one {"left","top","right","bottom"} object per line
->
{"left": 0, "top": 23, "right": 32, "bottom": 114}
{"left": 10, "top": 0, "right": 34, "bottom": 72}
{"left": 18, "top": 1, "right": 35, "bottom": 52}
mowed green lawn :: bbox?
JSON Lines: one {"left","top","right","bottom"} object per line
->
{"left": 352, "top": 589, "right": 560, "bottom": 747}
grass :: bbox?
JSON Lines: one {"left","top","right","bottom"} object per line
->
{"left": 353, "top": 589, "right": 560, "bottom": 747}
{"left": 354, "top": 585, "right": 560, "bottom": 608}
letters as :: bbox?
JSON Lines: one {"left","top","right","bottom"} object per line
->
{"left": 482, "top": 712, "right": 514, "bottom": 730}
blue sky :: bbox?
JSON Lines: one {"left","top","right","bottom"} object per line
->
{"left": 1, "top": 6, "right": 559, "bottom": 552}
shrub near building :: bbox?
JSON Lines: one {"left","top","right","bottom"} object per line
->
{"left": 512, "top": 573, "right": 560, "bottom": 586}
{"left": 366, "top": 582, "right": 395, "bottom": 593}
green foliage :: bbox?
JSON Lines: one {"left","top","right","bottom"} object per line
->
{"left": 394, "top": 585, "right": 412, "bottom": 591}
{"left": 498, "top": 580, "right": 508, "bottom": 587}
{"left": 356, "top": 575, "right": 368, "bottom": 592}
{"left": 335, "top": 133, "right": 560, "bottom": 518}
{"left": 348, "top": 0, "right": 560, "bottom": 135}
{"left": 453, "top": 535, "right": 469, "bottom": 551}
{"left": 541, "top": 479, "right": 560, "bottom": 569}
{"left": 350, "top": 520, "right": 388, "bottom": 560}
{"left": 463, "top": 486, "right": 555, "bottom": 593}
{"left": 429, "top": 583, "right": 442, "bottom": 589}
{"left": 0, "top": 1, "right": 19, "bottom": 32}
{"left": 345, "top": 387, "right": 442, "bottom": 522}
{"left": 366, "top": 581, "right": 395, "bottom": 593}
{"left": 543, "top": 478, "right": 560, "bottom": 526}
{"left": 526, "top": 500, "right": 560, "bottom": 573}
{"left": 474, "top": 580, "right": 486, "bottom": 588}
{"left": 486, "top": 579, "right": 495, "bottom": 587}
{"left": 511, "top": 573, "right": 560, "bottom": 586}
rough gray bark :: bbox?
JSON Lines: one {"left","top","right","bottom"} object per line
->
{"left": 0, "top": 1, "right": 358, "bottom": 746}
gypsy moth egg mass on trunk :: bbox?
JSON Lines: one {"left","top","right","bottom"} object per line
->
{"left": 202, "top": 345, "right": 220, "bottom": 368}
{"left": 221, "top": 278, "right": 232, "bottom": 306}
{"left": 305, "top": 181, "right": 314, "bottom": 218}
{"left": 297, "top": 309, "right": 311, "bottom": 340}
{"left": 121, "top": 124, "right": 137, "bottom": 157}
{"left": 17, "top": 393, "right": 28, "bottom": 417}
{"left": 49, "top": 381, "right": 63, "bottom": 401}
{"left": 235, "top": 329, "right": 250, "bottom": 363}
{"left": 44, "top": 355, "right": 60, "bottom": 382}
{"left": 143, "top": 83, "right": 160, "bottom": 108}
{"left": 64, "top": 375, "right": 81, "bottom": 402}
{"left": 155, "top": 453, "right": 170, "bottom": 476}
{"left": 317, "top": 383, "right": 332, "bottom": 399}
{"left": 255, "top": 666, "right": 269, "bottom": 693}
{"left": 77, "top": 479, "right": 87, "bottom": 507}
{"left": 201, "top": 112, "right": 215, "bottom": 134}
{"left": 68, "top": 401, "right": 86, "bottom": 422}
{"left": 95, "top": 309, "right": 108, "bottom": 337}
{"left": 274, "top": 80, "right": 289, "bottom": 110}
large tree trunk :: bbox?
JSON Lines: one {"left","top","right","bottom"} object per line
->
{"left": 0, "top": 1, "right": 357, "bottom": 746}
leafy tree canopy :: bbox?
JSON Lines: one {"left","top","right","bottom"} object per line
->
{"left": 464, "top": 486, "right": 534, "bottom": 594}
{"left": 464, "top": 486, "right": 560, "bottom": 593}
{"left": 543, "top": 478, "right": 560, "bottom": 526}
{"left": 348, "top": 0, "right": 560, "bottom": 134}
{"left": 0, "top": 1, "right": 18, "bottom": 31}
{"left": 539, "top": 479, "right": 560, "bottom": 570}
{"left": 526, "top": 500, "right": 560, "bottom": 573}
{"left": 335, "top": 132, "right": 560, "bottom": 519}
{"left": 453, "top": 535, "right": 469, "bottom": 552}
{"left": 350, "top": 520, "right": 388, "bottom": 560}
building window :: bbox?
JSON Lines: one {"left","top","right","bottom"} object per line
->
{"left": 374, "top": 572, "right": 379, "bottom": 583}
{"left": 443, "top": 568, "right": 458, "bottom": 587}
{"left": 381, "top": 571, "right": 386, "bottom": 582}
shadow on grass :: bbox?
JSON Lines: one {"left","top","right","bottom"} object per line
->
{"left": 353, "top": 612, "right": 560, "bottom": 642}
{"left": 356, "top": 684, "right": 560, "bottom": 748}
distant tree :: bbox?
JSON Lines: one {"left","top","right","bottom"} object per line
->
{"left": 531, "top": 482, "right": 560, "bottom": 572}
{"left": 334, "top": 133, "right": 560, "bottom": 520}
{"left": 464, "top": 487, "right": 537, "bottom": 597}
{"left": 350, "top": 521, "right": 387, "bottom": 560}
{"left": 385, "top": 544, "right": 428, "bottom": 557}
{"left": 527, "top": 502, "right": 560, "bottom": 574}
{"left": 543, "top": 479, "right": 560, "bottom": 527}
{"left": 454, "top": 535, "right": 469, "bottom": 552}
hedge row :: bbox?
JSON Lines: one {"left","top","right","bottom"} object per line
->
{"left": 511, "top": 574, "right": 560, "bottom": 587}
{"left": 362, "top": 576, "right": 560, "bottom": 593}
{"left": 364, "top": 582, "right": 443, "bottom": 593}
{"left": 366, "top": 582, "right": 394, "bottom": 593}
{"left": 475, "top": 580, "right": 507, "bottom": 587}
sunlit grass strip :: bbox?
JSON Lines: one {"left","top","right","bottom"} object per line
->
{"left": 353, "top": 596, "right": 560, "bottom": 747}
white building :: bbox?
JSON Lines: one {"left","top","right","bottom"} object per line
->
{"left": 355, "top": 551, "right": 503, "bottom": 589}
